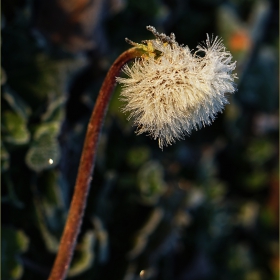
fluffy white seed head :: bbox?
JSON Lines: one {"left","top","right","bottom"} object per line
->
{"left": 117, "top": 26, "right": 237, "bottom": 149}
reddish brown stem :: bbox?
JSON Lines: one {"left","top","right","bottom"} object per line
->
{"left": 48, "top": 47, "right": 143, "bottom": 280}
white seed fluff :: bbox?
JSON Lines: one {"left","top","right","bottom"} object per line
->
{"left": 117, "top": 26, "right": 237, "bottom": 149}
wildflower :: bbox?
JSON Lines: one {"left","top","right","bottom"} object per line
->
{"left": 117, "top": 26, "right": 237, "bottom": 149}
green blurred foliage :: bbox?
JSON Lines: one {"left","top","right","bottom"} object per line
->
{"left": 25, "top": 122, "right": 61, "bottom": 172}
{"left": 1, "top": 0, "right": 279, "bottom": 280}
{"left": 2, "top": 228, "right": 29, "bottom": 280}
{"left": 2, "top": 111, "right": 30, "bottom": 145}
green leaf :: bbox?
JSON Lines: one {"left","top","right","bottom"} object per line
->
{"left": 33, "top": 193, "right": 60, "bottom": 253}
{"left": 2, "top": 227, "right": 29, "bottom": 280}
{"left": 126, "top": 146, "right": 151, "bottom": 168}
{"left": 41, "top": 96, "right": 66, "bottom": 122}
{"left": 137, "top": 161, "right": 167, "bottom": 205}
{"left": 2, "top": 111, "right": 30, "bottom": 145}
{"left": 25, "top": 122, "right": 61, "bottom": 172}
{"left": 243, "top": 170, "right": 268, "bottom": 190}
{"left": 32, "top": 170, "right": 67, "bottom": 252}
{"left": 246, "top": 139, "right": 275, "bottom": 166}
{"left": 3, "top": 89, "right": 31, "bottom": 120}
{"left": 68, "top": 230, "right": 96, "bottom": 277}
{"left": 33, "top": 122, "right": 61, "bottom": 139}
{"left": 68, "top": 217, "right": 109, "bottom": 277}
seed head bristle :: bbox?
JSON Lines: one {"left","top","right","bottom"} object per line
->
{"left": 117, "top": 27, "right": 237, "bottom": 149}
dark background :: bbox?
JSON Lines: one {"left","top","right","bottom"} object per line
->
{"left": 2, "top": 0, "right": 279, "bottom": 280}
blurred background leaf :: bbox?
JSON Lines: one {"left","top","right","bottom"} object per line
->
{"left": 2, "top": 228, "right": 29, "bottom": 280}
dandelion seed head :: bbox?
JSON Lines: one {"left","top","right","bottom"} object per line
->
{"left": 117, "top": 26, "right": 238, "bottom": 149}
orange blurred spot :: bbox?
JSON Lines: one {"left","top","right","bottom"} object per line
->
{"left": 229, "top": 31, "right": 251, "bottom": 51}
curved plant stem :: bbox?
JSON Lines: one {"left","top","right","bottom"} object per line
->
{"left": 48, "top": 47, "right": 143, "bottom": 280}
